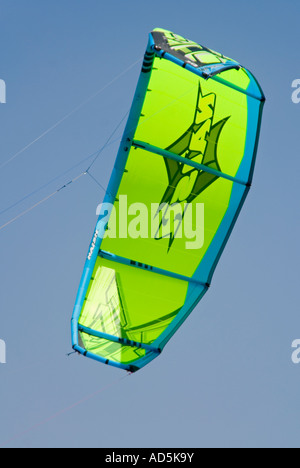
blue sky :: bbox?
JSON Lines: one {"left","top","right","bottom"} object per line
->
{"left": 0, "top": 0, "right": 299, "bottom": 448}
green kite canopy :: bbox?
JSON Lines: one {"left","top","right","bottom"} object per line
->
{"left": 71, "top": 28, "right": 265, "bottom": 372}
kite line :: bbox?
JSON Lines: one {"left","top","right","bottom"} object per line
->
{"left": 0, "top": 57, "right": 142, "bottom": 172}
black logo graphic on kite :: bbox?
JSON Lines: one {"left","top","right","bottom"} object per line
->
{"left": 157, "top": 82, "right": 230, "bottom": 251}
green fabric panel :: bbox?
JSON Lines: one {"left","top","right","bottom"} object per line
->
{"left": 152, "top": 28, "right": 254, "bottom": 94}
{"left": 135, "top": 57, "right": 248, "bottom": 179}
{"left": 100, "top": 57, "right": 248, "bottom": 278}
{"left": 100, "top": 149, "right": 235, "bottom": 278}
{"left": 79, "top": 257, "right": 189, "bottom": 350}
{"left": 79, "top": 332, "right": 146, "bottom": 365}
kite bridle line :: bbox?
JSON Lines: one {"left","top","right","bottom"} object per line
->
{"left": 0, "top": 81, "right": 198, "bottom": 232}
{"left": 0, "top": 57, "right": 143, "bottom": 172}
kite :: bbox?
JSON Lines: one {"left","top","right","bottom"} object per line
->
{"left": 71, "top": 28, "right": 265, "bottom": 372}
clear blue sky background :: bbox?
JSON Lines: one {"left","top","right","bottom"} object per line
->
{"left": 0, "top": 0, "right": 299, "bottom": 448}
